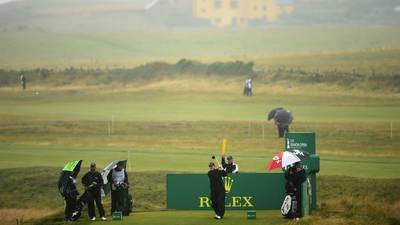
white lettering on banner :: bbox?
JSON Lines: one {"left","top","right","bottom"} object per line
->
{"left": 287, "top": 139, "right": 307, "bottom": 149}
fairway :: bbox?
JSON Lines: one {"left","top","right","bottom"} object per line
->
{"left": 0, "top": 83, "right": 399, "bottom": 176}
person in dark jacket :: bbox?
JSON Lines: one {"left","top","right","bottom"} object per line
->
{"left": 82, "top": 163, "right": 106, "bottom": 221}
{"left": 107, "top": 161, "right": 129, "bottom": 214}
{"left": 63, "top": 168, "right": 80, "bottom": 221}
{"left": 284, "top": 162, "right": 306, "bottom": 218}
{"left": 267, "top": 107, "right": 293, "bottom": 138}
{"left": 208, "top": 162, "right": 227, "bottom": 220}
{"left": 221, "top": 155, "right": 239, "bottom": 173}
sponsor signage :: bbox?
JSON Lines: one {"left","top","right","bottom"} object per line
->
{"left": 167, "top": 173, "right": 285, "bottom": 210}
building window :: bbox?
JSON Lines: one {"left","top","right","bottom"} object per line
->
{"left": 253, "top": 5, "right": 258, "bottom": 11}
{"left": 214, "top": 0, "right": 222, "bottom": 8}
{"left": 215, "top": 17, "right": 222, "bottom": 23}
{"left": 230, "top": 0, "right": 238, "bottom": 8}
{"left": 263, "top": 5, "right": 267, "bottom": 11}
{"left": 202, "top": 8, "right": 207, "bottom": 13}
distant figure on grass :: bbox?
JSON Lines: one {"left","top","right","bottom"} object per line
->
{"left": 268, "top": 107, "right": 293, "bottom": 138}
{"left": 221, "top": 155, "right": 239, "bottom": 173}
{"left": 107, "top": 161, "right": 131, "bottom": 215}
{"left": 243, "top": 78, "right": 253, "bottom": 96}
{"left": 283, "top": 162, "right": 306, "bottom": 219}
{"left": 82, "top": 162, "right": 107, "bottom": 221}
{"left": 208, "top": 162, "right": 227, "bottom": 220}
{"left": 20, "top": 74, "right": 26, "bottom": 90}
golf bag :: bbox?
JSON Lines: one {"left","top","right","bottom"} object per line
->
{"left": 281, "top": 194, "right": 298, "bottom": 219}
{"left": 122, "top": 193, "right": 133, "bottom": 216}
{"left": 113, "top": 186, "right": 133, "bottom": 216}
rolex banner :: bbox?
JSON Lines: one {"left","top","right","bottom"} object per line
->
{"left": 167, "top": 173, "right": 285, "bottom": 210}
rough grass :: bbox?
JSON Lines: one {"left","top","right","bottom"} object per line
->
{"left": 1, "top": 49, "right": 400, "bottom": 91}
{"left": 308, "top": 176, "right": 400, "bottom": 225}
{"left": 0, "top": 168, "right": 399, "bottom": 225}
{"left": 0, "top": 208, "right": 58, "bottom": 225}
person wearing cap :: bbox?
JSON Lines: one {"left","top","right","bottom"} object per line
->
{"left": 82, "top": 163, "right": 106, "bottom": 221}
{"left": 208, "top": 162, "right": 227, "bottom": 220}
{"left": 221, "top": 155, "right": 239, "bottom": 173}
{"left": 107, "top": 161, "right": 129, "bottom": 214}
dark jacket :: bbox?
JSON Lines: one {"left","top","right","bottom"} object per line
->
{"left": 221, "top": 157, "right": 239, "bottom": 173}
{"left": 65, "top": 176, "right": 79, "bottom": 198}
{"left": 208, "top": 169, "right": 227, "bottom": 193}
{"left": 285, "top": 166, "right": 306, "bottom": 193}
{"left": 82, "top": 171, "right": 104, "bottom": 193}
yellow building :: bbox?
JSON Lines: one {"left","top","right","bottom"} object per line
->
{"left": 193, "top": 0, "right": 295, "bottom": 27}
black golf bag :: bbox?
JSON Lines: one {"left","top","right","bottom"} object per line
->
{"left": 113, "top": 187, "right": 133, "bottom": 216}
{"left": 122, "top": 192, "right": 133, "bottom": 216}
{"left": 281, "top": 194, "right": 298, "bottom": 219}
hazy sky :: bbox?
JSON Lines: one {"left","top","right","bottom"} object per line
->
{"left": 0, "top": 0, "right": 18, "bottom": 4}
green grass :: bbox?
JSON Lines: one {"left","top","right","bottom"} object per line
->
{"left": 1, "top": 27, "right": 400, "bottom": 69}
{"left": 0, "top": 87, "right": 399, "bottom": 122}
{"left": 0, "top": 83, "right": 399, "bottom": 179}
{"left": 0, "top": 28, "right": 399, "bottom": 224}
{"left": 1, "top": 168, "right": 399, "bottom": 225}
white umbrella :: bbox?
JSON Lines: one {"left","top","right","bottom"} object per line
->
{"left": 282, "top": 151, "right": 300, "bottom": 168}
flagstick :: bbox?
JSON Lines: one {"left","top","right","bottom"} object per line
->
{"left": 128, "top": 150, "right": 131, "bottom": 172}
{"left": 262, "top": 122, "right": 265, "bottom": 140}
{"left": 108, "top": 121, "right": 111, "bottom": 137}
{"left": 390, "top": 121, "right": 393, "bottom": 140}
{"left": 111, "top": 114, "right": 114, "bottom": 135}
{"left": 248, "top": 121, "right": 251, "bottom": 137}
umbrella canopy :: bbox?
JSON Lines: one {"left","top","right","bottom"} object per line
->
{"left": 267, "top": 152, "right": 300, "bottom": 171}
{"left": 62, "top": 160, "right": 82, "bottom": 172}
{"left": 101, "top": 160, "right": 127, "bottom": 196}
{"left": 288, "top": 149, "right": 310, "bottom": 160}
{"left": 275, "top": 110, "right": 293, "bottom": 126}
{"left": 267, "top": 107, "right": 284, "bottom": 120}
{"left": 58, "top": 160, "right": 82, "bottom": 196}
{"left": 267, "top": 107, "right": 293, "bottom": 126}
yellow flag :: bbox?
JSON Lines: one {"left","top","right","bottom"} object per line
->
{"left": 221, "top": 138, "right": 227, "bottom": 155}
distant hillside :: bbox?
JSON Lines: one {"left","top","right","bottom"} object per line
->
{"left": 0, "top": 0, "right": 399, "bottom": 32}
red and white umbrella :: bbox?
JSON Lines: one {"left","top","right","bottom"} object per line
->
{"left": 267, "top": 151, "right": 300, "bottom": 171}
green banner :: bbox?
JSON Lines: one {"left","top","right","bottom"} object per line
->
{"left": 167, "top": 173, "right": 285, "bottom": 210}
{"left": 285, "top": 132, "right": 316, "bottom": 154}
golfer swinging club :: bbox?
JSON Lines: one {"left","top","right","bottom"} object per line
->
{"left": 208, "top": 161, "right": 227, "bottom": 220}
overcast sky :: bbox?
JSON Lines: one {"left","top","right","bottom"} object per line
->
{"left": 0, "top": 0, "right": 18, "bottom": 4}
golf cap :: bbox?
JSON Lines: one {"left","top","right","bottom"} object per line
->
{"left": 90, "top": 162, "right": 96, "bottom": 167}
{"left": 227, "top": 155, "right": 233, "bottom": 160}
{"left": 209, "top": 162, "right": 215, "bottom": 167}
